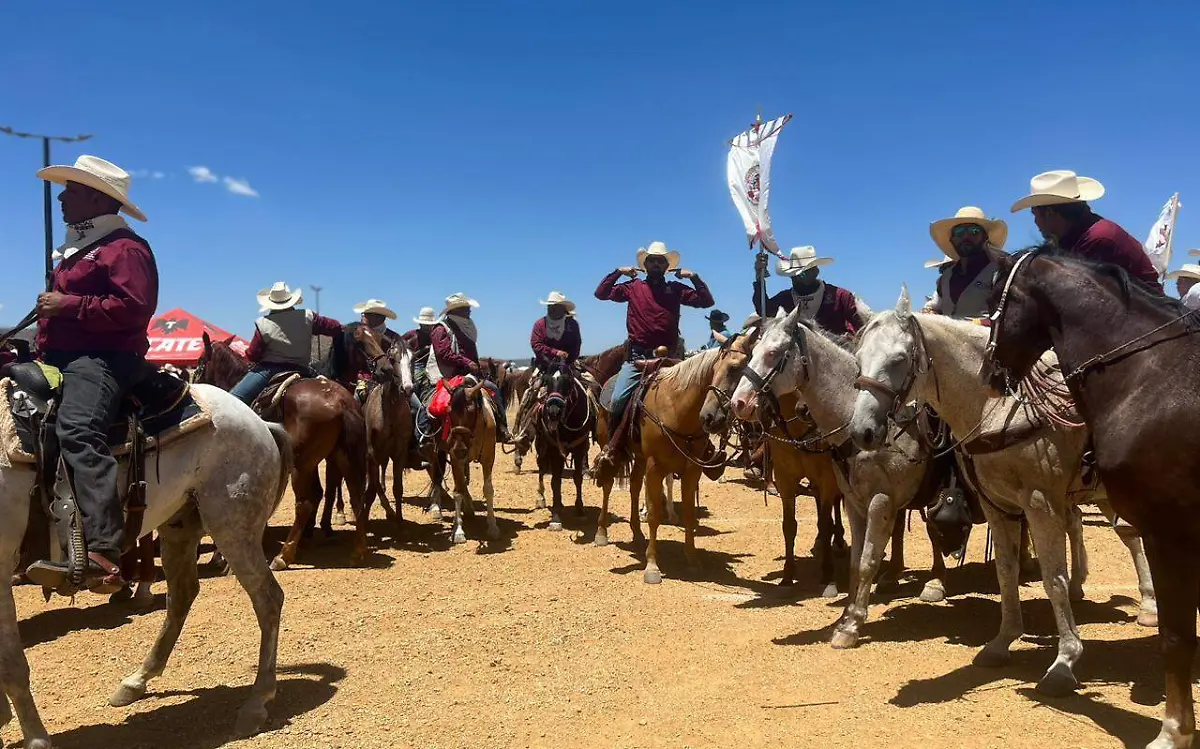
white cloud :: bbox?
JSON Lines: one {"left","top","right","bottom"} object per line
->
{"left": 188, "top": 166, "right": 218, "bottom": 183}
{"left": 152, "top": 171, "right": 166, "bottom": 180}
{"left": 223, "top": 176, "right": 260, "bottom": 198}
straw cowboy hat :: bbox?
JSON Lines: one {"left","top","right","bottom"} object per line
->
{"left": 353, "top": 299, "right": 397, "bottom": 319}
{"left": 1167, "top": 264, "right": 1200, "bottom": 281}
{"left": 413, "top": 307, "right": 439, "bottom": 325}
{"left": 1011, "top": 170, "right": 1105, "bottom": 213}
{"left": 37, "top": 155, "right": 147, "bottom": 222}
{"left": 539, "top": 290, "right": 576, "bottom": 312}
{"left": 257, "top": 282, "right": 303, "bottom": 311}
{"left": 441, "top": 293, "right": 479, "bottom": 317}
{"left": 929, "top": 206, "right": 1008, "bottom": 260}
{"left": 776, "top": 246, "right": 832, "bottom": 277}
{"left": 636, "top": 241, "right": 681, "bottom": 271}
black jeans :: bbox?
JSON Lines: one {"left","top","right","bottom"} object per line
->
{"left": 42, "top": 351, "right": 146, "bottom": 561}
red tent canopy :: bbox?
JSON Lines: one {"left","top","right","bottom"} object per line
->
{"left": 146, "top": 308, "right": 249, "bottom": 367}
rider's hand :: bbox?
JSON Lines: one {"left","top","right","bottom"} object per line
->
{"left": 674, "top": 268, "right": 697, "bottom": 280}
{"left": 36, "top": 292, "right": 70, "bottom": 318}
{"left": 754, "top": 254, "right": 770, "bottom": 273}
{"left": 617, "top": 266, "right": 640, "bottom": 278}
{"left": 554, "top": 350, "right": 569, "bottom": 360}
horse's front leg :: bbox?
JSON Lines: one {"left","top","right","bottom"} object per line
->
{"left": 450, "top": 454, "right": 470, "bottom": 544}
{"left": 1140, "top": 532, "right": 1197, "bottom": 749}
{"left": 1024, "top": 493, "right": 1083, "bottom": 696}
{"left": 642, "top": 457, "right": 666, "bottom": 585}
{"left": 973, "top": 505, "right": 1026, "bottom": 669}
{"left": 1097, "top": 499, "right": 1157, "bottom": 627}
{"left": 573, "top": 445, "right": 587, "bottom": 518}
{"left": 548, "top": 452, "right": 565, "bottom": 532}
{"left": 921, "top": 517, "right": 949, "bottom": 603}
{"left": 271, "top": 468, "right": 320, "bottom": 571}
{"left": 481, "top": 439, "right": 498, "bottom": 541}
{"left": 832, "top": 492, "right": 898, "bottom": 649}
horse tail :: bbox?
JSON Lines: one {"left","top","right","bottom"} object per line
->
{"left": 265, "top": 421, "right": 294, "bottom": 515}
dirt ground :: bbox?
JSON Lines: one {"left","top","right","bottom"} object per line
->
{"left": 5, "top": 447, "right": 1175, "bottom": 749}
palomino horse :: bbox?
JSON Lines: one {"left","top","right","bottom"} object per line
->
{"left": 531, "top": 361, "right": 595, "bottom": 531}
{"left": 982, "top": 246, "right": 1197, "bottom": 749}
{"left": 435, "top": 378, "right": 500, "bottom": 543}
{"left": 593, "top": 348, "right": 729, "bottom": 584}
{"left": 850, "top": 289, "right": 1157, "bottom": 697}
{"left": 0, "top": 384, "right": 292, "bottom": 747}
{"left": 357, "top": 328, "right": 415, "bottom": 523}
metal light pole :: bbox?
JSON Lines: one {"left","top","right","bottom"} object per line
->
{"left": 0, "top": 126, "right": 93, "bottom": 288}
{"left": 310, "top": 285, "right": 324, "bottom": 358}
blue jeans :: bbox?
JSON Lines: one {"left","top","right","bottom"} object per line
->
{"left": 231, "top": 363, "right": 293, "bottom": 405}
{"left": 610, "top": 360, "right": 645, "bottom": 424}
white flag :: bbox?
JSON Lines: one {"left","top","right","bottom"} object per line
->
{"left": 727, "top": 114, "right": 792, "bottom": 253}
{"left": 1143, "top": 193, "right": 1180, "bottom": 275}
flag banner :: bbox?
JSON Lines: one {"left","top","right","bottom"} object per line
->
{"left": 727, "top": 114, "right": 792, "bottom": 254}
{"left": 1144, "top": 193, "right": 1180, "bottom": 275}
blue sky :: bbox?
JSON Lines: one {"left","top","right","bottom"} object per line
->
{"left": 3, "top": 1, "right": 1198, "bottom": 357}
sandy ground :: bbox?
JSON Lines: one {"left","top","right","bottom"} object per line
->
{"left": 5, "top": 447, "right": 1177, "bottom": 749}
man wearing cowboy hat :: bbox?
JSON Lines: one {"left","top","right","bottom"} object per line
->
{"left": 1167, "top": 264, "right": 1200, "bottom": 310}
{"left": 512, "top": 291, "right": 584, "bottom": 450}
{"left": 230, "top": 282, "right": 344, "bottom": 405}
{"left": 1011, "top": 170, "right": 1163, "bottom": 292}
{"left": 404, "top": 307, "right": 440, "bottom": 383}
{"left": 753, "top": 246, "right": 863, "bottom": 337}
{"left": 698, "top": 309, "right": 732, "bottom": 351}
{"left": 422, "top": 293, "right": 512, "bottom": 443}
{"left": 350, "top": 299, "right": 402, "bottom": 403}
{"left": 925, "top": 207, "right": 1008, "bottom": 318}
{"left": 26, "top": 155, "right": 159, "bottom": 591}
{"left": 594, "top": 240, "right": 714, "bottom": 434}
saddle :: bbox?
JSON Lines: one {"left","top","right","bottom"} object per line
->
{"left": 597, "top": 355, "right": 680, "bottom": 469}
{"left": 1, "top": 361, "right": 205, "bottom": 596}
{"left": 251, "top": 371, "right": 306, "bottom": 418}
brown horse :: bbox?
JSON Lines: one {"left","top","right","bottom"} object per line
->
{"left": 984, "top": 245, "right": 1199, "bottom": 749}
{"left": 437, "top": 378, "right": 499, "bottom": 544}
{"left": 530, "top": 360, "right": 596, "bottom": 531}
{"left": 358, "top": 328, "right": 415, "bottom": 523}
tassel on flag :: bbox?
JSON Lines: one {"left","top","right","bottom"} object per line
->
{"left": 727, "top": 114, "right": 792, "bottom": 256}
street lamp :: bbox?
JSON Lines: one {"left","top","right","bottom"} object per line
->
{"left": 310, "top": 285, "right": 324, "bottom": 358}
{"left": 0, "top": 126, "right": 93, "bottom": 287}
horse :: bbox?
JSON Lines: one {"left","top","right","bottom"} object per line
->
{"left": 530, "top": 360, "right": 595, "bottom": 531}
{"left": 982, "top": 245, "right": 1199, "bottom": 749}
{"left": 849, "top": 288, "right": 1157, "bottom": 697}
{"left": 359, "top": 329, "right": 415, "bottom": 524}
{"left": 0, "top": 383, "right": 292, "bottom": 747}
{"left": 436, "top": 377, "right": 500, "bottom": 544}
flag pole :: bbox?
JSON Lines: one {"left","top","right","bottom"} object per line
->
{"left": 752, "top": 112, "right": 768, "bottom": 319}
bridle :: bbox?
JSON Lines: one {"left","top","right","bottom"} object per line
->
{"left": 540, "top": 365, "right": 592, "bottom": 434}
{"left": 852, "top": 312, "right": 933, "bottom": 422}
{"left": 983, "top": 250, "right": 1038, "bottom": 392}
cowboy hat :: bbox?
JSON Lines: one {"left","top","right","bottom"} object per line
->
{"left": 413, "top": 307, "right": 439, "bottom": 325}
{"left": 1188, "top": 249, "right": 1200, "bottom": 258}
{"left": 353, "top": 299, "right": 397, "bottom": 319}
{"left": 924, "top": 258, "right": 954, "bottom": 270}
{"left": 257, "top": 281, "right": 303, "bottom": 311}
{"left": 741, "top": 314, "right": 761, "bottom": 331}
{"left": 441, "top": 293, "right": 479, "bottom": 317}
{"left": 636, "top": 241, "right": 680, "bottom": 271}
{"left": 705, "top": 309, "right": 731, "bottom": 323}
{"left": 1010, "top": 170, "right": 1105, "bottom": 213}
{"left": 1167, "top": 264, "right": 1200, "bottom": 281}
{"left": 37, "top": 155, "right": 147, "bottom": 222}
{"left": 538, "top": 290, "right": 576, "bottom": 312}
{"left": 776, "top": 246, "right": 832, "bottom": 277}
{"left": 929, "top": 206, "right": 1008, "bottom": 260}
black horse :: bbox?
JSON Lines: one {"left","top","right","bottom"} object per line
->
{"left": 533, "top": 361, "right": 594, "bottom": 531}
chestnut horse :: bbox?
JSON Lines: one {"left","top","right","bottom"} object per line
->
{"left": 436, "top": 378, "right": 499, "bottom": 544}
{"left": 359, "top": 328, "right": 415, "bottom": 523}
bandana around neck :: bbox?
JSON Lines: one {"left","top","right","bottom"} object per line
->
{"left": 791, "top": 281, "right": 826, "bottom": 319}
{"left": 449, "top": 315, "right": 478, "bottom": 343}
{"left": 53, "top": 214, "right": 130, "bottom": 262}
{"left": 545, "top": 315, "right": 567, "bottom": 340}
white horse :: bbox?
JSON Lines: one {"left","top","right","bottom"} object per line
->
{"left": 0, "top": 384, "right": 292, "bottom": 748}
{"left": 730, "top": 308, "right": 935, "bottom": 644}
{"left": 849, "top": 289, "right": 1157, "bottom": 696}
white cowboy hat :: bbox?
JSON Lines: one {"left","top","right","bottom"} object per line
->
{"left": 37, "top": 155, "right": 147, "bottom": 222}
{"left": 776, "top": 246, "right": 833, "bottom": 277}
{"left": 924, "top": 258, "right": 954, "bottom": 270}
{"left": 636, "top": 241, "right": 681, "bottom": 271}
{"left": 1188, "top": 249, "right": 1200, "bottom": 258}
{"left": 929, "top": 206, "right": 1008, "bottom": 260}
{"left": 1010, "top": 170, "right": 1105, "bottom": 213}
{"left": 1167, "top": 264, "right": 1200, "bottom": 281}
{"left": 413, "top": 307, "right": 439, "bottom": 325}
{"left": 257, "top": 281, "right": 303, "bottom": 311}
{"left": 353, "top": 299, "right": 397, "bottom": 319}
{"left": 441, "top": 293, "right": 479, "bottom": 317}
{"left": 538, "top": 290, "right": 576, "bottom": 312}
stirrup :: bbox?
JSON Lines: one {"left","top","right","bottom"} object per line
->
{"left": 26, "top": 552, "right": 126, "bottom": 596}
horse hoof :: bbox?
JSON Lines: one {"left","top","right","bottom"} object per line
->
{"left": 26, "top": 739, "right": 51, "bottom": 749}
{"left": 452, "top": 530, "right": 467, "bottom": 545}
{"left": 108, "top": 586, "right": 134, "bottom": 604}
{"left": 1037, "top": 664, "right": 1080, "bottom": 697}
{"left": 1137, "top": 608, "right": 1159, "bottom": 628}
{"left": 233, "top": 704, "right": 269, "bottom": 738}
{"left": 778, "top": 577, "right": 796, "bottom": 588}
{"left": 109, "top": 680, "right": 147, "bottom": 707}
{"left": 643, "top": 568, "right": 663, "bottom": 585}
{"left": 829, "top": 629, "right": 859, "bottom": 649}
{"left": 973, "top": 646, "right": 1011, "bottom": 668}
{"left": 821, "top": 583, "right": 840, "bottom": 599}
{"left": 332, "top": 512, "right": 347, "bottom": 527}
{"left": 487, "top": 525, "right": 500, "bottom": 541}
{"left": 132, "top": 588, "right": 155, "bottom": 612}
{"left": 920, "top": 582, "right": 947, "bottom": 603}
{"left": 549, "top": 521, "right": 563, "bottom": 532}
{"left": 593, "top": 531, "right": 608, "bottom": 547}
{"left": 269, "top": 556, "right": 289, "bottom": 572}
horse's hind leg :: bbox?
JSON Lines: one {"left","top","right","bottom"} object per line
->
{"left": 876, "top": 510, "right": 907, "bottom": 594}
{"left": 1066, "top": 503, "right": 1089, "bottom": 601}
{"left": 594, "top": 465, "right": 614, "bottom": 547}
{"left": 1097, "top": 500, "right": 1157, "bottom": 627}
{"left": 0, "top": 557, "right": 51, "bottom": 748}
{"left": 920, "top": 518, "right": 949, "bottom": 603}
{"left": 1025, "top": 497, "right": 1083, "bottom": 696}
{"left": 573, "top": 447, "right": 587, "bottom": 518}
{"left": 111, "top": 504, "right": 205, "bottom": 708}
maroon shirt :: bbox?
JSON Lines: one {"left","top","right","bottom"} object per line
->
{"left": 37, "top": 228, "right": 158, "bottom": 355}
{"left": 245, "top": 312, "right": 343, "bottom": 363}
{"left": 753, "top": 281, "right": 863, "bottom": 336}
{"left": 530, "top": 317, "right": 582, "bottom": 364}
{"left": 430, "top": 317, "right": 479, "bottom": 378}
{"left": 595, "top": 271, "right": 714, "bottom": 350}
{"left": 402, "top": 328, "right": 431, "bottom": 353}
{"left": 1059, "top": 214, "right": 1164, "bottom": 293}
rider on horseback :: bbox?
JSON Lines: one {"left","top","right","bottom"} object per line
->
{"left": 753, "top": 246, "right": 863, "bottom": 338}
{"left": 923, "top": 207, "right": 1007, "bottom": 317}
{"left": 512, "top": 291, "right": 583, "bottom": 451}
{"left": 350, "top": 299, "right": 402, "bottom": 403}
{"left": 230, "top": 282, "right": 343, "bottom": 405}
{"left": 25, "top": 156, "right": 158, "bottom": 591}
{"left": 594, "top": 241, "right": 713, "bottom": 459}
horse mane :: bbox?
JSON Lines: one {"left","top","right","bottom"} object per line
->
{"left": 656, "top": 347, "right": 721, "bottom": 389}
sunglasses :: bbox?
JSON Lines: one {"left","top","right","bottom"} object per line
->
{"left": 952, "top": 225, "right": 985, "bottom": 239}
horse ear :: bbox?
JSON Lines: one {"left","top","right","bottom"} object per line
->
{"left": 773, "top": 307, "right": 788, "bottom": 321}
{"left": 202, "top": 331, "right": 212, "bottom": 353}
{"left": 896, "top": 285, "right": 912, "bottom": 320}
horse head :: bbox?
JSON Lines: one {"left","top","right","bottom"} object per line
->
{"left": 446, "top": 378, "right": 485, "bottom": 458}
{"left": 731, "top": 306, "right": 809, "bottom": 422}
{"left": 540, "top": 361, "right": 575, "bottom": 427}
{"left": 849, "top": 286, "right": 929, "bottom": 451}
{"left": 351, "top": 325, "right": 396, "bottom": 382}
{"left": 699, "top": 324, "right": 760, "bottom": 434}
{"left": 981, "top": 244, "right": 1049, "bottom": 397}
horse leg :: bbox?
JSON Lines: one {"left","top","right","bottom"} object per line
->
{"left": 271, "top": 467, "right": 320, "bottom": 571}
{"left": 427, "top": 453, "right": 446, "bottom": 517}
{"left": 389, "top": 453, "right": 405, "bottom": 524}
{"left": 681, "top": 468, "right": 700, "bottom": 573}
{"left": 0, "top": 537, "right": 51, "bottom": 749}
{"left": 345, "top": 449, "right": 371, "bottom": 566}
{"left": 1097, "top": 500, "right": 1157, "bottom": 627}
{"left": 133, "top": 533, "right": 156, "bottom": 610}
{"left": 832, "top": 492, "right": 898, "bottom": 649}
{"left": 573, "top": 446, "right": 586, "bottom": 518}
{"left": 482, "top": 439, "right": 498, "bottom": 541}
{"left": 1141, "top": 533, "right": 1197, "bottom": 749}
{"left": 594, "top": 465, "right": 614, "bottom": 547}
{"left": 832, "top": 495, "right": 848, "bottom": 554}
{"left": 110, "top": 505, "right": 204, "bottom": 708}
{"left": 876, "top": 510, "right": 907, "bottom": 595}
{"left": 450, "top": 456, "right": 469, "bottom": 544}
{"left": 643, "top": 458, "right": 666, "bottom": 584}
{"left": 920, "top": 517, "right": 949, "bottom": 603}
{"left": 629, "top": 459, "right": 647, "bottom": 547}
{"left": 1066, "top": 504, "right": 1089, "bottom": 602}
{"left": 548, "top": 455, "right": 565, "bottom": 532}
{"left": 664, "top": 475, "right": 679, "bottom": 525}
{"left": 1018, "top": 516, "right": 1039, "bottom": 580}
{"left": 535, "top": 461, "right": 547, "bottom": 510}
{"left": 325, "top": 462, "right": 345, "bottom": 530}
{"left": 973, "top": 507, "right": 1027, "bottom": 669}
{"left": 776, "top": 486, "right": 798, "bottom": 587}
{"left": 1023, "top": 496, "right": 1083, "bottom": 696}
